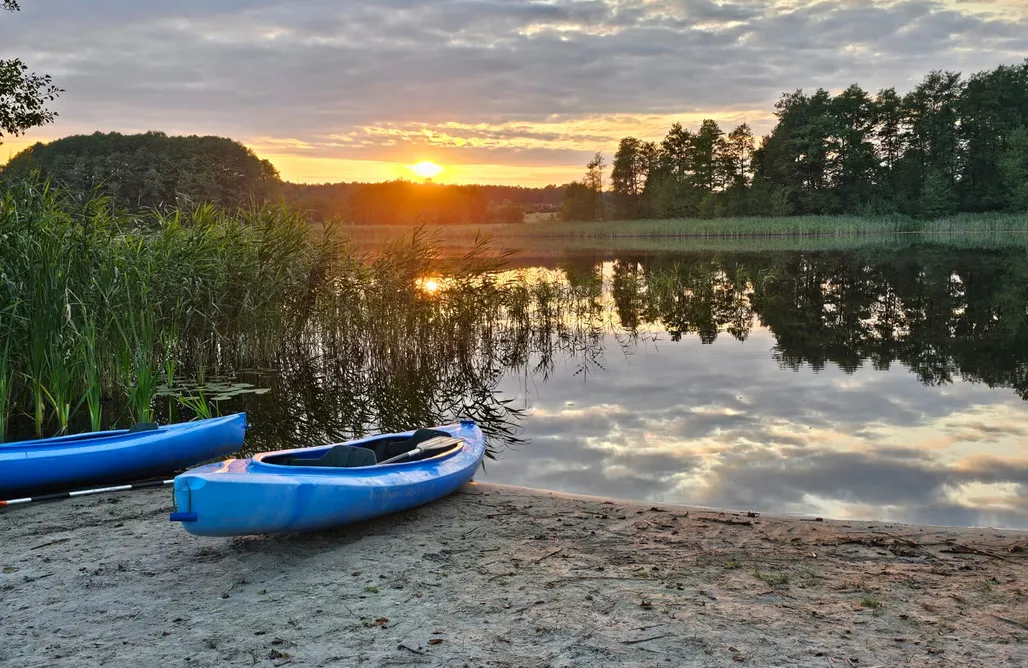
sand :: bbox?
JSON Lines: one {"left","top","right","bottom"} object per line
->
{"left": 1, "top": 482, "right": 1026, "bottom": 667}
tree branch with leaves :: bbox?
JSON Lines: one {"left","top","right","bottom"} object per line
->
{"left": 1, "top": 0, "right": 62, "bottom": 144}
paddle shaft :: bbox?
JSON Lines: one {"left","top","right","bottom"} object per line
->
{"left": 379, "top": 436, "right": 463, "bottom": 464}
{"left": 0, "top": 478, "right": 173, "bottom": 507}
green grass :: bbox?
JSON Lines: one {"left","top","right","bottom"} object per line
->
{"left": 754, "top": 567, "right": 790, "bottom": 586}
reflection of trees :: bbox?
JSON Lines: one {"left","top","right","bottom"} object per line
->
{"left": 234, "top": 236, "right": 534, "bottom": 457}
{"left": 614, "top": 246, "right": 1028, "bottom": 399}
{"left": 236, "top": 243, "right": 1028, "bottom": 457}
{"left": 645, "top": 260, "right": 754, "bottom": 344}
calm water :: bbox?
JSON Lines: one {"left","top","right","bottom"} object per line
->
{"left": 222, "top": 243, "right": 1028, "bottom": 530}
{"left": 15, "top": 243, "right": 1027, "bottom": 529}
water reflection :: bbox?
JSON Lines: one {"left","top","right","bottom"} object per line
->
{"left": 213, "top": 245, "right": 1028, "bottom": 528}
{"left": 484, "top": 246, "right": 1028, "bottom": 529}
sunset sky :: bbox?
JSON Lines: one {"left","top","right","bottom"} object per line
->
{"left": 2, "top": 1, "right": 1028, "bottom": 186}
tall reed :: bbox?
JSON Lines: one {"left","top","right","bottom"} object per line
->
{"left": 78, "top": 318, "right": 103, "bottom": 432}
{"left": 0, "top": 305, "right": 17, "bottom": 442}
{"left": 0, "top": 176, "right": 349, "bottom": 439}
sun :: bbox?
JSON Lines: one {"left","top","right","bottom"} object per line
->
{"left": 406, "top": 160, "right": 445, "bottom": 179}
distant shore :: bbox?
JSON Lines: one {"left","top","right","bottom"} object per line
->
{"left": 341, "top": 213, "right": 1028, "bottom": 253}
{"left": 2, "top": 483, "right": 1026, "bottom": 667}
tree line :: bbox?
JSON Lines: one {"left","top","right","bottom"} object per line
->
{"left": 565, "top": 61, "right": 1028, "bottom": 221}
{"left": 2, "top": 132, "right": 568, "bottom": 222}
{"left": 4, "top": 131, "right": 281, "bottom": 208}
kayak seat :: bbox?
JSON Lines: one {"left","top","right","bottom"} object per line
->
{"left": 267, "top": 429, "right": 452, "bottom": 468}
{"left": 366, "top": 428, "right": 451, "bottom": 462}
{"left": 280, "top": 445, "right": 378, "bottom": 468}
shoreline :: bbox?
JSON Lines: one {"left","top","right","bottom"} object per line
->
{"left": 2, "top": 482, "right": 1026, "bottom": 667}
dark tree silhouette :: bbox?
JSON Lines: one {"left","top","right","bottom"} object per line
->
{"left": 578, "top": 60, "right": 1028, "bottom": 220}
{"left": 0, "top": 0, "right": 62, "bottom": 144}
{"left": 5, "top": 132, "right": 281, "bottom": 209}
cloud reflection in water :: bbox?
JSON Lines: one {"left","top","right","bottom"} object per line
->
{"left": 482, "top": 254, "right": 1028, "bottom": 530}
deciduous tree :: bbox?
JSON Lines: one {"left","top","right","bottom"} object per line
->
{"left": 0, "top": 1, "right": 61, "bottom": 145}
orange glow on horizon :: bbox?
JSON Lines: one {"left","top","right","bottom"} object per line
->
{"left": 259, "top": 151, "right": 582, "bottom": 186}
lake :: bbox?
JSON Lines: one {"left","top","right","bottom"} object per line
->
{"left": 6, "top": 237, "right": 1027, "bottom": 529}
{"left": 222, "top": 241, "right": 1028, "bottom": 530}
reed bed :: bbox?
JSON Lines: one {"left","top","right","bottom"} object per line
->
{"left": 0, "top": 179, "right": 535, "bottom": 446}
{"left": 0, "top": 179, "right": 339, "bottom": 439}
{"left": 341, "top": 211, "right": 1028, "bottom": 246}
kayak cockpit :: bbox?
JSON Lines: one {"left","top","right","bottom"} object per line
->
{"left": 260, "top": 428, "right": 463, "bottom": 468}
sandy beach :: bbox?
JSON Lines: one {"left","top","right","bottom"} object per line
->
{"left": 1, "top": 482, "right": 1026, "bottom": 667}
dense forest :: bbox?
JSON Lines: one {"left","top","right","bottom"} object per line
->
{"left": 3, "top": 131, "right": 282, "bottom": 209}
{"left": 571, "top": 61, "right": 1028, "bottom": 221}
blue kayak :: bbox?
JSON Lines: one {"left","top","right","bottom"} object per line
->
{"left": 170, "top": 420, "right": 485, "bottom": 536}
{"left": 0, "top": 414, "right": 247, "bottom": 499}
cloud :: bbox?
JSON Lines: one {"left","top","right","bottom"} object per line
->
{"left": 2, "top": 0, "right": 1027, "bottom": 183}
{"left": 483, "top": 324, "right": 1028, "bottom": 529}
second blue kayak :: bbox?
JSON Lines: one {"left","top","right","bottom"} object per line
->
{"left": 170, "top": 420, "right": 485, "bottom": 536}
{"left": 0, "top": 413, "right": 247, "bottom": 500}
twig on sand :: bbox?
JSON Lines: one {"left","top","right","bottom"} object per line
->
{"left": 535, "top": 547, "right": 563, "bottom": 563}
{"left": 30, "top": 538, "right": 70, "bottom": 550}
{"left": 881, "top": 533, "right": 921, "bottom": 547}
{"left": 559, "top": 571, "right": 653, "bottom": 575}
{"left": 397, "top": 643, "right": 427, "bottom": 656}
{"left": 620, "top": 633, "right": 668, "bottom": 645}
{"left": 942, "top": 544, "right": 1025, "bottom": 566}
{"left": 990, "top": 614, "right": 1028, "bottom": 631}
{"left": 341, "top": 603, "right": 360, "bottom": 620}
{"left": 462, "top": 524, "right": 483, "bottom": 540}
{"left": 697, "top": 516, "right": 754, "bottom": 526}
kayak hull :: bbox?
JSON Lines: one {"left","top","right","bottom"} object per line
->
{"left": 0, "top": 414, "right": 247, "bottom": 499}
{"left": 172, "top": 421, "right": 485, "bottom": 537}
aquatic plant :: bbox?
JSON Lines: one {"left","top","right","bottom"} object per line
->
{"left": 0, "top": 304, "right": 18, "bottom": 442}
{"left": 0, "top": 176, "right": 348, "bottom": 438}
{"left": 176, "top": 392, "right": 217, "bottom": 421}
{"left": 77, "top": 318, "right": 103, "bottom": 432}
{"left": 0, "top": 177, "right": 533, "bottom": 450}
